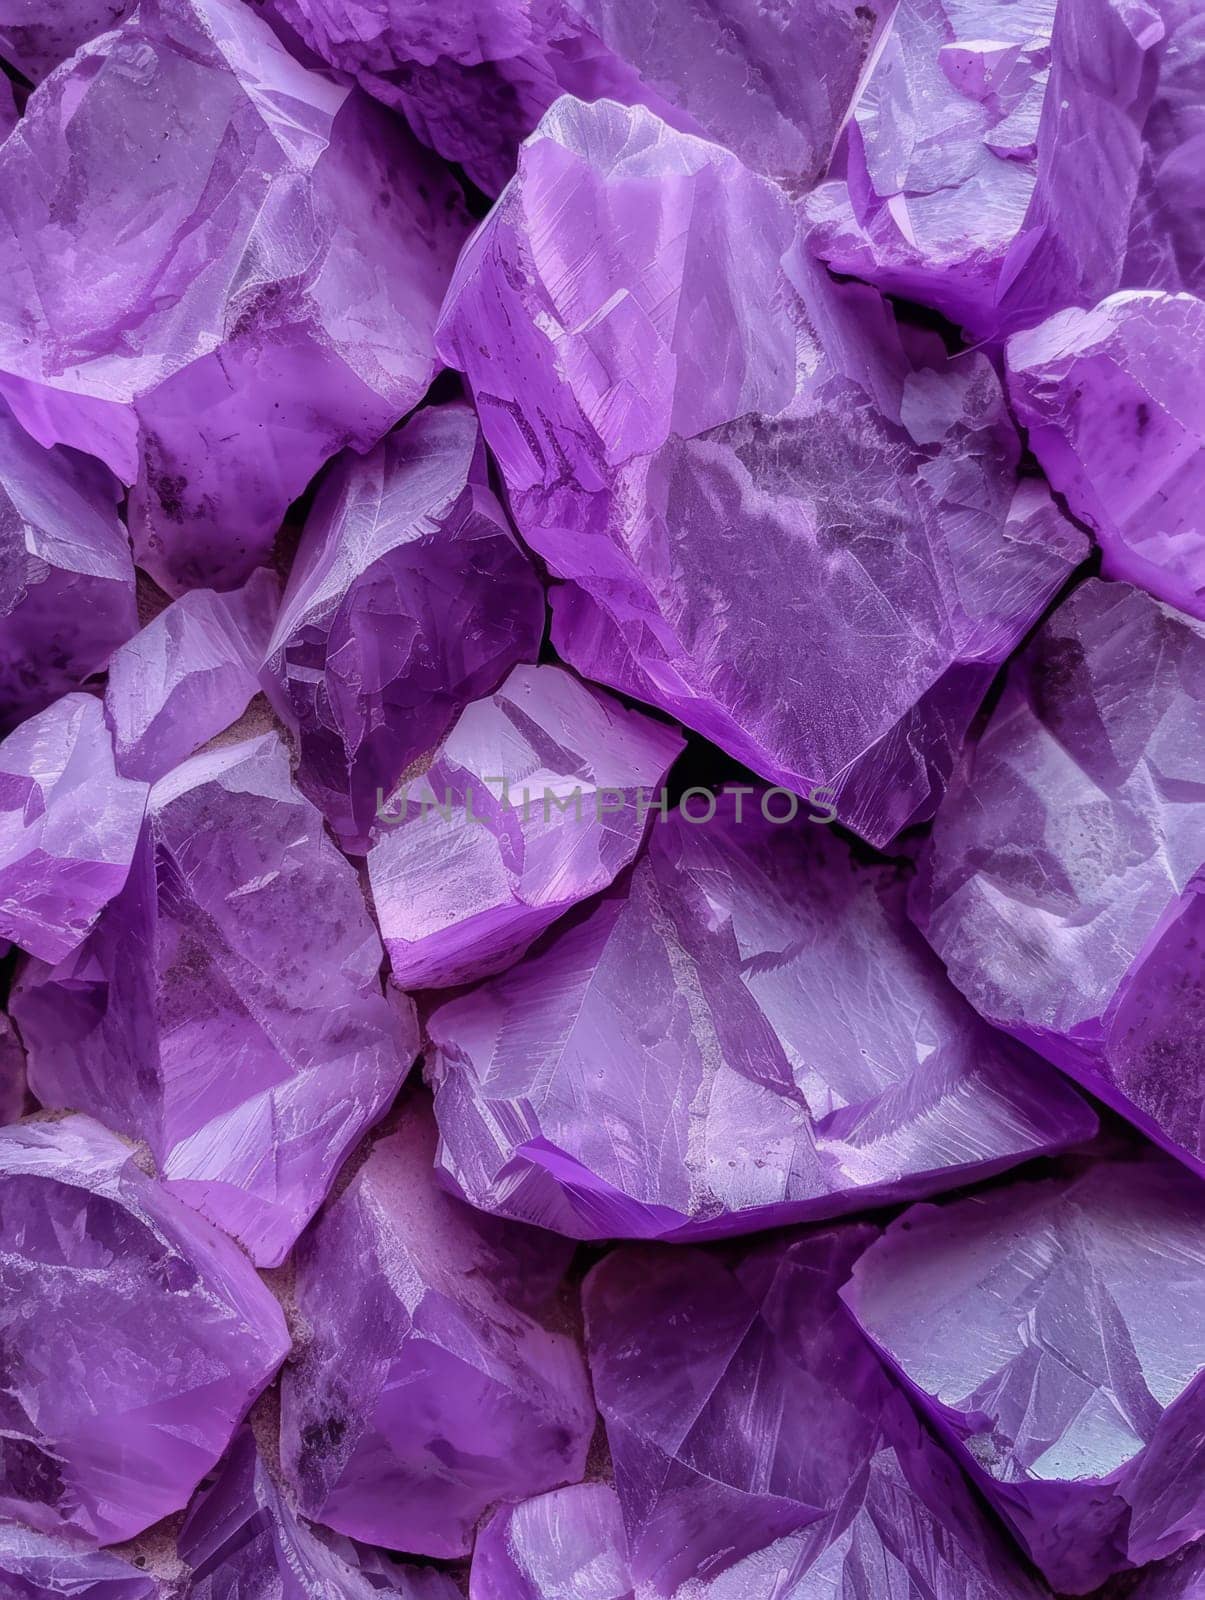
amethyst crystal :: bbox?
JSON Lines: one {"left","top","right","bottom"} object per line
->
{"left": 0, "top": 0, "right": 137, "bottom": 81}
{"left": 426, "top": 794, "right": 1095, "bottom": 1240}
{"left": 437, "top": 97, "right": 1088, "bottom": 847}
{"left": 279, "top": 1107, "right": 594, "bottom": 1558}
{"left": 13, "top": 730, "right": 416, "bottom": 1266}
{"left": 842, "top": 1150, "right": 1205, "bottom": 1592}
{"left": 0, "top": 403, "right": 135, "bottom": 735}
{"left": 0, "top": 693, "right": 147, "bottom": 962}
{"left": 1007, "top": 292, "right": 1205, "bottom": 618}
{"left": 0, "top": 1013, "right": 25, "bottom": 1122}
{"left": 0, "top": 1115, "right": 289, "bottom": 1546}
{"left": 105, "top": 569, "right": 280, "bottom": 781}
{"left": 581, "top": 1227, "right": 1047, "bottom": 1598}
{"left": 0, "top": 0, "right": 468, "bottom": 593}
{"left": 804, "top": 0, "right": 1162, "bottom": 340}
{"left": 0, "top": 1523, "right": 158, "bottom": 1600}
{"left": 263, "top": 405, "right": 545, "bottom": 851}
{"left": 912, "top": 578, "right": 1205, "bottom": 1174}
{"left": 470, "top": 1484, "right": 631, "bottom": 1600}
{"left": 368, "top": 663, "right": 683, "bottom": 989}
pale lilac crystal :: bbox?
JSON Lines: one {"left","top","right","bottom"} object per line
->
{"left": 842, "top": 1151, "right": 1205, "bottom": 1592}
{"left": 0, "top": 1012, "right": 25, "bottom": 1122}
{"left": 368, "top": 663, "right": 683, "bottom": 989}
{"left": 0, "top": 0, "right": 469, "bottom": 594}
{"left": 912, "top": 578, "right": 1205, "bottom": 1174}
{"left": 436, "top": 96, "right": 1088, "bottom": 848}
{"left": 0, "top": 1524, "right": 158, "bottom": 1600}
{"left": 804, "top": 0, "right": 1162, "bottom": 341}
{"left": 105, "top": 570, "right": 280, "bottom": 781}
{"left": 12, "top": 730, "right": 416, "bottom": 1265}
{"left": 581, "top": 1227, "right": 1048, "bottom": 1599}
{"left": 0, "top": 401, "right": 135, "bottom": 735}
{"left": 426, "top": 793, "right": 1095, "bottom": 1241}
{"left": 0, "top": 1, "right": 137, "bottom": 81}
{"left": 1007, "top": 292, "right": 1205, "bottom": 618}
{"left": 0, "top": 693, "right": 147, "bottom": 962}
{"left": 471, "top": 1484, "right": 632, "bottom": 1600}
{"left": 279, "top": 1107, "right": 594, "bottom": 1558}
{"left": 263, "top": 404, "right": 545, "bottom": 852}
{"left": 179, "top": 1427, "right": 463, "bottom": 1600}
{"left": 0, "top": 1115, "right": 289, "bottom": 1547}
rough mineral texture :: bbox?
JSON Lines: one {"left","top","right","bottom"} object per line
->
{"left": 178, "top": 1427, "right": 462, "bottom": 1600}
{"left": 0, "top": 1523, "right": 159, "bottom": 1600}
{"left": 279, "top": 1108, "right": 595, "bottom": 1558}
{"left": 912, "top": 578, "right": 1205, "bottom": 1174}
{"left": 1104, "top": 1541, "right": 1205, "bottom": 1598}
{"left": 0, "top": 0, "right": 137, "bottom": 81}
{"left": 0, "top": 692, "right": 147, "bottom": 962}
{"left": 437, "top": 96, "right": 1088, "bottom": 848}
{"left": 843, "top": 1151, "right": 1205, "bottom": 1592}
{"left": 0, "top": 0, "right": 469, "bottom": 593}
{"left": 426, "top": 793, "right": 1095, "bottom": 1240}
{"left": 0, "top": 1013, "right": 25, "bottom": 1123}
{"left": 0, "top": 1115, "right": 289, "bottom": 1547}
{"left": 0, "top": 402, "right": 136, "bottom": 735}
{"left": 13, "top": 730, "right": 416, "bottom": 1265}
{"left": 581, "top": 1227, "right": 1048, "bottom": 1599}
{"left": 804, "top": 0, "right": 1162, "bottom": 340}
{"left": 470, "top": 1484, "right": 631, "bottom": 1600}
{"left": 368, "top": 663, "right": 683, "bottom": 989}
{"left": 105, "top": 569, "right": 280, "bottom": 781}
{"left": 263, "top": 404, "right": 545, "bottom": 851}
{"left": 1007, "top": 292, "right": 1205, "bottom": 619}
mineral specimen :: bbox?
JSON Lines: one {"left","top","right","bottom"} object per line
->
{"left": 426, "top": 793, "right": 1095, "bottom": 1240}
{"left": 279, "top": 1107, "right": 594, "bottom": 1557}
{"left": 13, "top": 730, "right": 416, "bottom": 1265}
{"left": 0, "top": 693, "right": 147, "bottom": 962}
{"left": 0, "top": 0, "right": 468, "bottom": 593}
{"left": 178, "top": 1427, "right": 462, "bottom": 1600}
{"left": 470, "top": 1484, "right": 631, "bottom": 1600}
{"left": 368, "top": 663, "right": 683, "bottom": 988}
{"left": 581, "top": 1226, "right": 1048, "bottom": 1598}
{"left": 0, "top": 1523, "right": 158, "bottom": 1600}
{"left": 263, "top": 404, "right": 545, "bottom": 852}
{"left": 912, "top": 578, "right": 1205, "bottom": 1174}
{"left": 0, "top": 1115, "right": 289, "bottom": 1546}
{"left": 804, "top": 0, "right": 1161, "bottom": 340}
{"left": 1006, "top": 292, "right": 1205, "bottom": 619}
{"left": 437, "top": 96, "right": 1088, "bottom": 847}
{"left": 0, "top": 0, "right": 137, "bottom": 81}
{"left": 0, "top": 402, "right": 135, "bottom": 735}
{"left": 0, "top": 1013, "right": 25, "bottom": 1123}
{"left": 105, "top": 569, "right": 280, "bottom": 781}
{"left": 842, "top": 1150, "right": 1205, "bottom": 1592}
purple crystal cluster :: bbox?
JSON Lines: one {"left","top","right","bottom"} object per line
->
{"left": 1, "top": 2, "right": 1203, "bottom": 1598}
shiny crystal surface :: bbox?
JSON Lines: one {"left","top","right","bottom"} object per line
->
{"left": 0, "top": 1523, "right": 158, "bottom": 1600}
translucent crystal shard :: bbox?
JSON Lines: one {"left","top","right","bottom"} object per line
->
{"left": 13, "top": 731, "right": 416, "bottom": 1265}
{"left": 367, "top": 663, "right": 683, "bottom": 988}
{"left": 912, "top": 578, "right": 1205, "bottom": 1174}
{"left": 0, "top": 1524, "right": 158, "bottom": 1600}
{"left": 0, "top": 0, "right": 137, "bottom": 80}
{"left": 842, "top": 1151, "right": 1205, "bottom": 1592}
{"left": 0, "top": 1115, "right": 289, "bottom": 1547}
{"left": 471, "top": 1484, "right": 632, "bottom": 1600}
{"left": 263, "top": 405, "right": 545, "bottom": 852}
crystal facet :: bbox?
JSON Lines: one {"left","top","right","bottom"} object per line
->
{"left": 263, "top": 404, "right": 545, "bottom": 851}
{"left": 0, "top": 0, "right": 137, "bottom": 80}
{"left": 279, "top": 1107, "right": 594, "bottom": 1558}
{"left": 368, "top": 663, "right": 683, "bottom": 988}
{"left": 0, "top": 1524, "right": 158, "bottom": 1600}
{"left": 842, "top": 1150, "right": 1205, "bottom": 1592}
{"left": 13, "top": 730, "right": 417, "bottom": 1265}
{"left": 470, "top": 1484, "right": 632, "bottom": 1600}
{"left": 0, "top": 1115, "right": 289, "bottom": 1546}
{"left": 912, "top": 578, "right": 1205, "bottom": 1174}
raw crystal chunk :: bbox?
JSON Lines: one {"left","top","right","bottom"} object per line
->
{"left": 0, "top": 1013, "right": 25, "bottom": 1122}
{"left": 0, "top": 0, "right": 137, "bottom": 81}
{"left": 13, "top": 730, "right": 416, "bottom": 1265}
{"left": 179, "top": 1428, "right": 462, "bottom": 1600}
{"left": 105, "top": 570, "right": 279, "bottom": 782}
{"left": 842, "top": 1151, "right": 1205, "bottom": 1593}
{"left": 471, "top": 1484, "right": 631, "bottom": 1600}
{"left": 0, "top": 402, "right": 135, "bottom": 735}
{"left": 804, "top": 0, "right": 1161, "bottom": 340}
{"left": 279, "top": 1108, "right": 594, "bottom": 1557}
{"left": 437, "top": 97, "right": 1088, "bottom": 848}
{"left": 426, "top": 794, "right": 1095, "bottom": 1241}
{"left": 0, "top": 693, "right": 147, "bottom": 962}
{"left": 581, "top": 1227, "right": 1047, "bottom": 1599}
{"left": 0, "top": 0, "right": 469, "bottom": 594}
{"left": 368, "top": 663, "right": 682, "bottom": 988}
{"left": 1006, "top": 292, "right": 1205, "bottom": 618}
{"left": 912, "top": 578, "right": 1205, "bottom": 1174}
{"left": 0, "top": 1115, "right": 289, "bottom": 1547}
{"left": 263, "top": 405, "right": 545, "bottom": 851}
{"left": 0, "top": 1524, "right": 158, "bottom": 1600}
{"left": 266, "top": 0, "right": 885, "bottom": 196}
